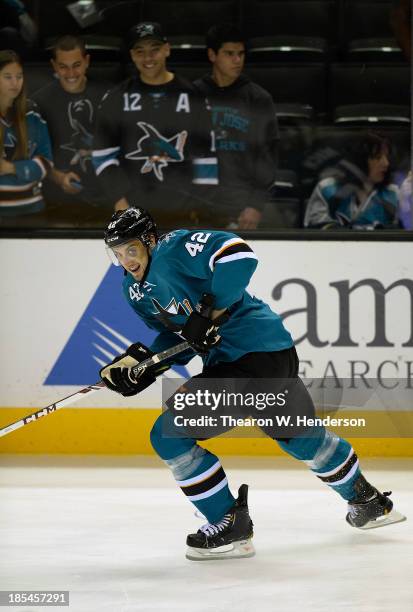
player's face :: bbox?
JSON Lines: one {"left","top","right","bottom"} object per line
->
{"left": 130, "top": 40, "right": 171, "bottom": 83}
{"left": 208, "top": 42, "right": 245, "bottom": 85}
{"left": 368, "top": 147, "right": 390, "bottom": 184}
{"left": 0, "top": 62, "right": 23, "bottom": 107}
{"left": 111, "top": 239, "right": 149, "bottom": 281}
{"left": 52, "top": 48, "right": 90, "bottom": 94}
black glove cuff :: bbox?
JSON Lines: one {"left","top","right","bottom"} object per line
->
{"left": 126, "top": 342, "right": 154, "bottom": 362}
{"left": 181, "top": 311, "right": 214, "bottom": 343}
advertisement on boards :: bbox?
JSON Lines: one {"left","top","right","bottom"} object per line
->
{"left": 0, "top": 239, "right": 411, "bottom": 409}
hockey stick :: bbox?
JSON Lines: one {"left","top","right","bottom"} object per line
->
{"left": 0, "top": 340, "right": 190, "bottom": 439}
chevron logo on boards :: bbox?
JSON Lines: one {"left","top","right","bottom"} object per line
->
{"left": 45, "top": 266, "right": 190, "bottom": 385}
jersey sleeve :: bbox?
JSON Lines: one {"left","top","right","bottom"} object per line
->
{"left": 178, "top": 231, "right": 258, "bottom": 310}
{"left": 92, "top": 87, "right": 131, "bottom": 202}
{"left": 12, "top": 111, "right": 53, "bottom": 183}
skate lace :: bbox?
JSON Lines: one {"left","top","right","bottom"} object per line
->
{"left": 200, "top": 513, "right": 233, "bottom": 536}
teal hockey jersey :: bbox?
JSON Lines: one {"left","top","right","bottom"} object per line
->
{"left": 0, "top": 108, "right": 52, "bottom": 215}
{"left": 122, "top": 229, "right": 293, "bottom": 367}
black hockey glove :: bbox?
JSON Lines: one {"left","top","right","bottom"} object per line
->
{"left": 181, "top": 294, "right": 229, "bottom": 354}
{"left": 100, "top": 342, "right": 168, "bottom": 397}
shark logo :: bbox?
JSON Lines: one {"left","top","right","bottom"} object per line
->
{"left": 135, "top": 23, "right": 157, "bottom": 37}
{"left": 3, "top": 131, "right": 36, "bottom": 157}
{"left": 151, "top": 296, "right": 192, "bottom": 332}
{"left": 3, "top": 131, "right": 17, "bottom": 152}
{"left": 125, "top": 122, "right": 187, "bottom": 181}
{"left": 61, "top": 99, "right": 94, "bottom": 171}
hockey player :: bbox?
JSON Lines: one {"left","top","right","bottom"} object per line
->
{"left": 92, "top": 22, "right": 218, "bottom": 224}
{"left": 100, "top": 206, "right": 405, "bottom": 560}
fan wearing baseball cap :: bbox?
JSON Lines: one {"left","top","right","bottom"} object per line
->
{"left": 126, "top": 22, "right": 172, "bottom": 86}
{"left": 92, "top": 21, "right": 218, "bottom": 224}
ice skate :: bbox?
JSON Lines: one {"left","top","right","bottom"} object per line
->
{"left": 346, "top": 475, "right": 406, "bottom": 530}
{"left": 186, "top": 484, "right": 255, "bottom": 560}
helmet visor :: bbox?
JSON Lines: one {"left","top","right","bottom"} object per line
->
{"left": 105, "top": 239, "right": 148, "bottom": 268}
{"left": 105, "top": 245, "right": 122, "bottom": 266}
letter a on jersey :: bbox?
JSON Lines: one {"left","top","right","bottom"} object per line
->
{"left": 176, "top": 93, "right": 190, "bottom": 113}
{"left": 125, "top": 121, "right": 188, "bottom": 181}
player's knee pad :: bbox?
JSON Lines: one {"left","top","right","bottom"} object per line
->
{"left": 149, "top": 411, "right": 197, "bottom": 461}
{"left": 307, "top": 430, "right": 354, "bottom": 473}
{"left": 164, "top": 444, "right": 208, "bottom": 481}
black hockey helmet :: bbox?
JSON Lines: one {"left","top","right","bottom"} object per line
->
{"left": 104, "top": 207, "right": 157, "bottom": 250}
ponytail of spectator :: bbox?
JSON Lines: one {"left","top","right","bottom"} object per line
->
{"left": 0, "top": 49, "right": 28, "bottom": 160}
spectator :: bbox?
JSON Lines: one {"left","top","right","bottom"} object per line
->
{"left": 92, "top": 22, "right": 218, "bottom": 225}
{"left": 0, "top": 0, "right": 38, "bottom": 57}
{"left": 32, "top": 35, "right": 110, "bottom": 211}
{"left": 0, "top": 49, "right": 52, "bottom": 215}
{"left": 390, "top": 0, "right": 411, "bottom": 62}
{"left": 304, "top": 132, "right": 400, "bottom": 230}
{"left": 194, "top": 23, "right": 279, "bottom": 230}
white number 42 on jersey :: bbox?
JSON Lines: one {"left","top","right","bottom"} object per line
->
{"left": 185, "top": 232, "right": 211, "bottom": 257}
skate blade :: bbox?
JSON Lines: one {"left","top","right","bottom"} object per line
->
{"left": 186, "top": 538, "right": 255, "bottom": 561}
{"left": 358, "top": 509, "right": 407, "bottom": 530}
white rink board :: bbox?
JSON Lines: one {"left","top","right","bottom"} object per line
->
{"left": 0, "top": 239, "right": 412, "bottom": 408}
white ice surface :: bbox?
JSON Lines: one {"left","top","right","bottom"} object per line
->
{"left": 0, "top": 456, "right": 412, "bottom": 612}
